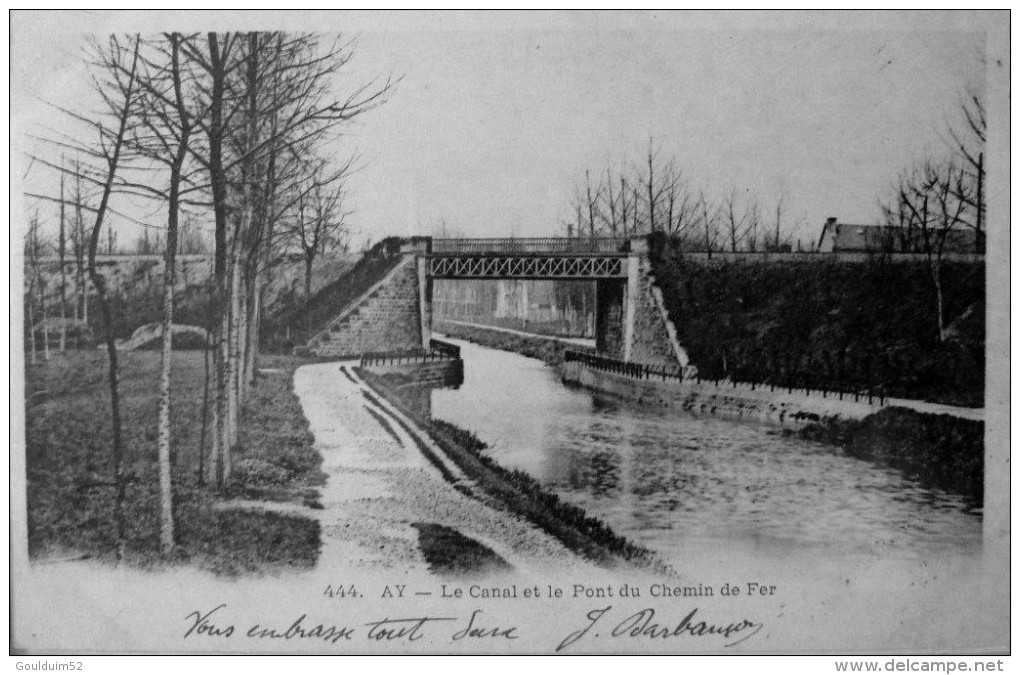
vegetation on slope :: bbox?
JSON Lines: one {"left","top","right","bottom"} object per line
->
{"left": 263, "top": 237, "right": 406, "bottom": 352}
{"left": 647, "top": 233, "right": 984, "bottom": 407}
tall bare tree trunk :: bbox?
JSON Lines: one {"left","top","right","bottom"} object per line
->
{"left": 234, "top": 267, "right": 247, "bottom": 405}
{"left": 976, "top": 152, "right": 983, "bottom": 253}
{"left": 156, "top": 226, "right": 178, "bottom": 556}
{"left": 244, "top": 267, "right": 260, "bottom": 389}
{"left": 208, "top": 387, "right": 221, "bottom": 485}
{"left": 207, "top": 32, "right": 231, "bottom": 488}
{"left": 28, "top": 301, "right": 36, "bottom": 365}
{"left": 87, "top": 36, "right": 141, "bottom": 562}
{"left": 154, "top": 33, "right": 192, "bottom": 556}
{"left": 228, "top": 250, "right": 243, "bottom": 448}
{"left": 59, "top": 170, "right": 67, "bottom": 351}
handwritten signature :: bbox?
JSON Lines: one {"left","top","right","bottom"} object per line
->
{"left": 556, "top": 606, "right": 764, "bottom": 652}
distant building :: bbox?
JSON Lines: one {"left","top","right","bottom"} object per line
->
{"left": 817, "top": 217, "right": 981, "bottom": 254}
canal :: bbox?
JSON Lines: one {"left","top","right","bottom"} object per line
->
{"left": 430, "top": 337, "right": 982, "bottom": 572}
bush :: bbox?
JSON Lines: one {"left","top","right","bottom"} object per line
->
{"left": 233, "top": 458, "right": 291, "bottom": 486}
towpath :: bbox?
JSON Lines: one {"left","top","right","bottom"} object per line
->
{"left": 437, "top": 319, "right": 596, "bottom": 349}
{"left": 291, "top": 361, "right": 588, "bottom": 577}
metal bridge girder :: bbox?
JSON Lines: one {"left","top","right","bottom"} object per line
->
{"left": 427, "top": 254, "right": 626, "bottom": 279}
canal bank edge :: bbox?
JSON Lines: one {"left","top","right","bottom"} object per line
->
{"left": 559, "top": 360, "right": 878, "bottom": 430}
{"left": 559, "top": 360, "right": 983, "bottom": 505}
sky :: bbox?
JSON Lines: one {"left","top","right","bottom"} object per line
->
{"left": 11, "top": 10, "right": 1003, "bottom": 250}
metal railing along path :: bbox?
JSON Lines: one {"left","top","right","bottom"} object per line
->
{"left": 431, "top": 237, "right": 629, "bottom": 255}
{"left": 359, "top": 338, "right": 461, "bottom": 368}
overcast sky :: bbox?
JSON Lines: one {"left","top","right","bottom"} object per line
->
{"left": 12, "top": 10, "right": 1003, "bottom": 249}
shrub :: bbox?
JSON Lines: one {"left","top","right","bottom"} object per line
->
{"left": 233, "top": 458, "right": 291, "bottom": 486}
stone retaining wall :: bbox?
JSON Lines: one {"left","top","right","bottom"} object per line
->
{"left": 308, "top": 257, "right": 424, "bottom": 356}
{"left": 560, "top": 361, "right": 882, "bottom": 429}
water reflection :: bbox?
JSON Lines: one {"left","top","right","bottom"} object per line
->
{"left": 430, "top": 338, "right": 981, "bottom": 566}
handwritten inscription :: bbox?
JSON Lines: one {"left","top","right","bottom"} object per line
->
{"left": 182, "top": 604, "right": 762, "bottom": 651}
{"left": 184, "top": 606, "right": 518, "bottom": 645}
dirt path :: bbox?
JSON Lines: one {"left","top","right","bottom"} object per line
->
{"left": 293, "top": 361, "right": 589, "bottom": 579}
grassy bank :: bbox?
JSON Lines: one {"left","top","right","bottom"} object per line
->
{"left": 25, "top": 351, "right": 324, "bottom": 575}
{"left": 356, "top": 368, "right": 655, "bottom": 569}
{"left": 434, "top": 320, "right": 592, "bottom": 365}
{"left": 798, "top": 407, "right": 984, "bottom": 506}
{"left": 647, "top": 234, "right": 984, "bottom": 407}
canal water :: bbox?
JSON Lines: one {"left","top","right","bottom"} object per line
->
{"left": 430, "top": 337, "right": 982, "bottom": 571}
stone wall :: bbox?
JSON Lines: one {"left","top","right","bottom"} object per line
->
{"left": 601, "top": 259, "right": 688, "bottom": 368}
{"left": 559, "top": 361, "right": 882, "bottom": 430}
{"left": 308, "top": 257, "right": 424, "bottom": 357}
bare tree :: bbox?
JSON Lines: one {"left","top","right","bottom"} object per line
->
{"left": 71, "top": 164, "right": 89, "bottom": 323}
{"left": 120, "top": 31, "right": 203, "bottom": 556}
{"left": 67, "top": 34, "right": 145, "bottom": 561}
{"left": 24, "top": 212, "right": 48, "bottom": 364}
{"left": 57, "top": 169, "right": 68, "bottom": 350}
{"left": 771, "top": 190, "right": 791, "bottom": 252}
{"left": 618, "top": 174, "right": 630, "bottom": 237}
{"left": 26, "top": 34, "right": 146, "bottom": 556}
{"left": 293, "top": 167, "right": 351, "bottom": 305}
{"left": 602, "top": 167, "right": 619, "bottom": 236}
{"left": 641, "top": 138, "right": 677, "bottom": 233}
{"left": 744, "top": 196, "right": 762, "bottom": 252}
{"left": 172, "top": 32, "right": 397, "bottom": 484}
{"left": 945, "top": 88, "right": 986, "bottom": 252}
{"left": 722, "top": 188, "right": 749, "bottom": 252}
{"left": 895, "top": 157, "right": 970, "bottom": 341}
{"left": 697, "top": 191, "right": 719, "bottom": 256}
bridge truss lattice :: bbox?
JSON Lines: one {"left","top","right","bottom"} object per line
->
{"left": 427, "top": 254, "right": 626, "bottom": 280}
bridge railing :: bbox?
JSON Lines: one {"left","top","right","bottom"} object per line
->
{"left": 564, "top": 351, "right": 685, "bottom": 381}
{"left": 564, "top": 351, "right": 887, "bottom": 406}
{"left": 431, "top": 237, "right": 628, "bottom": 255}
{"left": 360, "top": 343, "right": 460, "bottom": 368}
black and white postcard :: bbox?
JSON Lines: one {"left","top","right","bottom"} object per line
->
{"left": 10, "top": 10, "right": 1010, "bottom": 659}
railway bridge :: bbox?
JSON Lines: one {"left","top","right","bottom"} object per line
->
{"left": 305, "top": 235, "right": 688, "bottom": 369}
